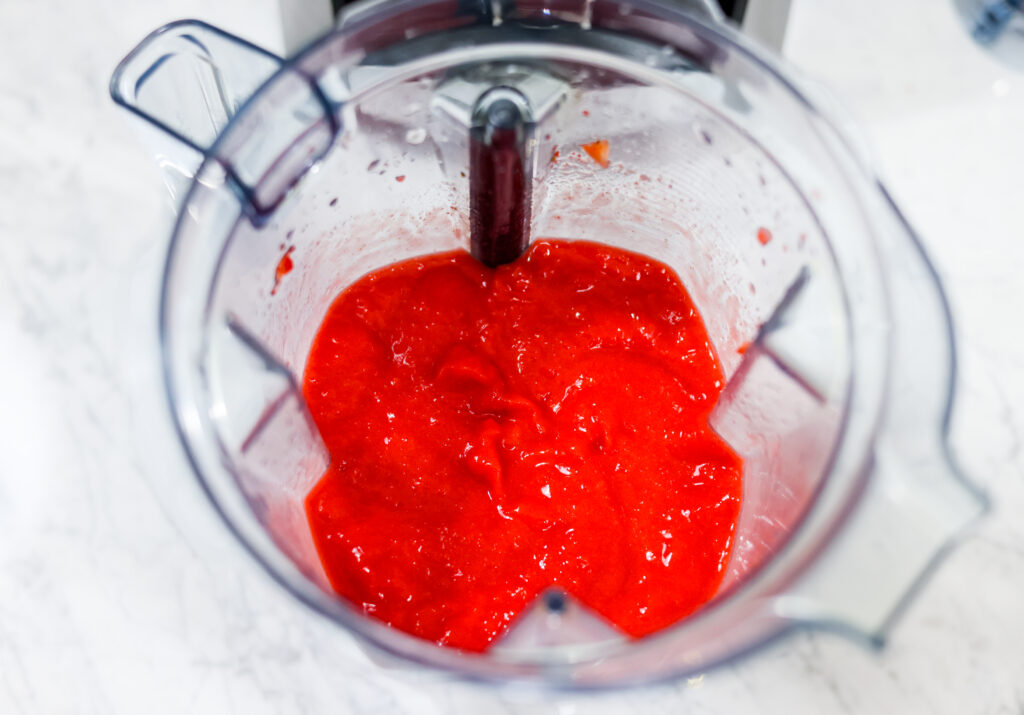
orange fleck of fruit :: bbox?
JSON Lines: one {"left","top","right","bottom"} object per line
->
{"left": 582, "top": 139, "right": 610, "bottom": 168}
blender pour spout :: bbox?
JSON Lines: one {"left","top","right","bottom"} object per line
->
{"left": 469, "top": 87, "right": 536, "bottom": 267}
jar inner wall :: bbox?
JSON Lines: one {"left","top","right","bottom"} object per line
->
{"left": 197, "top": 45, "right": 851, "bottom": 649}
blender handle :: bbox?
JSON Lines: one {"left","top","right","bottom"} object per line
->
{"left": 770, "top": 191, "right": 990, "bottom": 644}
{"left": 110, "top": 20, "right": 283, "bottom": 196}
{"left": 774, "top": 444, "right": 987, "bottom": 644}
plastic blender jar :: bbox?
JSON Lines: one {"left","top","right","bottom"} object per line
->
{"left": 110, "top": 0, "right": 987, "bottom": 686}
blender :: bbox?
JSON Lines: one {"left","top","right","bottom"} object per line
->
{"left": 110, "top": 0, "right": 988, "bottom": 685}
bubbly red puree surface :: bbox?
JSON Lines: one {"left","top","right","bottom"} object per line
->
{"left": 304, "top": 239, "right": 742, "bottom": 652}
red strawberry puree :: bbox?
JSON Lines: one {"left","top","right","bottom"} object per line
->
{"left": 304, "top": 239, "right": 742, "bottom": 652}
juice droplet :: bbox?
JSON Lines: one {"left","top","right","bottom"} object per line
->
{"left": 272, "top": 246, "right": 295, "bottom": 296}
{"left": 396, "top": 175, "right": 406, "bottom": 183}
{"left": 757, "top": 227, "right": 772, "bottom": 246}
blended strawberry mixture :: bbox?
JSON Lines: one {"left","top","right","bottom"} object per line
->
{"left": 304, "top": 239, "right": 742, "bottom": 652}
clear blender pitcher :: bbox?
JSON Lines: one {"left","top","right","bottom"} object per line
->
{"left": 110, "top": 0, "right": 988, "bottom": 685}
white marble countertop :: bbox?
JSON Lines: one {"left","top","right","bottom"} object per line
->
{"left": 2, "top": 0, "right": 1022, "bottom": 712}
